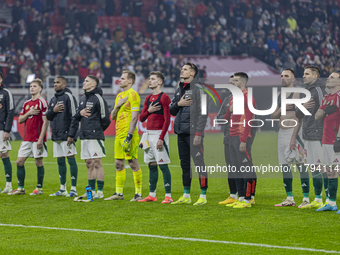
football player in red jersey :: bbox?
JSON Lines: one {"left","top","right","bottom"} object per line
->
{"left": 138, "top": 71, "right": 172, "bottom": 204}
{"left": 9, "top": 79, "right": 49, "bottom": 195}
{"left": 315, "top": 71, "right": 340, "bottom": 212}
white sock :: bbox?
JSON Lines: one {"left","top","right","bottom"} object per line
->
{"left": 183, "top": 193, "right": 190, "bottom": 198}
{"left": 287, "top": 196, "right": 294, "bottom": 201}
{"left": 251, "top": 195, "right": 255, "bottom": 200}
{"left": 149, "top": 192, "right": 156, "bottom": 198}
{"left": 71, "top": 186, "right": 77, "bottom": 192}
{"left": 303, "top": 197, "right": 310, "bottom": 203}
{"left": 60, "top": 184, "right": 66, "bottom": 191}
{"left": 230, "top": 194, "right": 237, "bottom": 199}
{"left": 326, "top": 198, "right": 330, "bottom": 203}
{"left": 165, "top": 193, "right": 171, "bottom": 198}
{"left": 6, "top": 182, "right": 12, "bottom": 188}
{"left": 239, "top": 196, "right": 244, "bottom": 202}
{"left": 329, "top": 201, "right": 336, "bottom": 207}
{"left": 244, "top": 199, "right": 250, "bottom": 203}
{"left": 315, "top": 198, "right": 322, "bottom": 203}
{"left": 200, "top": 194, "right": 206, "bottom": 200}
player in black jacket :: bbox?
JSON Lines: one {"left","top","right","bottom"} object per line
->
{"left": 0, "top": 71, "right": 15, "bottom": 193}
{"left": 74, "top": 75, "right": 111, "bottom": 200}
{"left": 295, "top": 66, "right": 328, "bottom": 209}
{"left": 170, "top": 62, "right": 208, "bottom": 205}
{"left": 46, "top": 76, "right": 79, "bottom": 197}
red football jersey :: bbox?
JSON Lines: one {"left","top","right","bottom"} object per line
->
{"left": 319, "top": 91, "right": 340, "bottom": 144}
{"left": 20, "top": 96, "right": 48, "bottom": 142}
{"left": 224, "top": 88, "right": 255, "bottom": 143}
{"left": 139, "top": 92, "right": 171, "bottom": 141}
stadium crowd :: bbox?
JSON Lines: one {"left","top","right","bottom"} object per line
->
{"left": 0, "top": 0, "right": 339, "bottom": 88}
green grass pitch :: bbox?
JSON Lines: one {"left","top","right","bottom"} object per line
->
{"left": 0, "top": 132, "right": 340, "bottom": 254}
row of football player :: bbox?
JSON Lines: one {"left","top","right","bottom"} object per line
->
{"left": 217, "top": 67, "right": 340, "bottom": 212}
{"left": 0, "top": 64, "right": 211, "bottom": 206}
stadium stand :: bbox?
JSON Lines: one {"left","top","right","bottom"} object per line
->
{"left": 0, "top": 0, "right": 339, "bottom": 91}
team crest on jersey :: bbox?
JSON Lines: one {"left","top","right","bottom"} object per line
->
{"left": 25, "top": 105, "right": 29, "bottom": 110}
{"left": 86, "top": 102, "right": 93, "bottom": 110}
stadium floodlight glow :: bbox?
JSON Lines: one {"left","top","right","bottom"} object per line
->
{"left": 201, "top": 85, "right": 312, "bottom": 116}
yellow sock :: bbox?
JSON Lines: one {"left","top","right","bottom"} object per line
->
{"left": 133, "top": 169, "right": 142, "bottom": 195}
{"left": 116, "top": 169, "right": 126, "bottom": 194}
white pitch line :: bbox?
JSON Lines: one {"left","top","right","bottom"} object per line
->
{"left": 0, "top": 223, "right": 339, "bottom": 254}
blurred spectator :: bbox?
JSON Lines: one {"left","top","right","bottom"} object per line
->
{"left": 219, "top": 37, "right": 231, "bottom": 56}
{"left": 267, "top": 34, "right": 279, "bottom": 53}
{"left": 133, "top": 0, "right": 143, "bottom": 17}
{"left": 59, "top": 0, "right": 68, "bottom": 16}
{"left": 287, "top": 15, "right": 297, "bottom": 32}
{"left": 31, "top": 0, "right": 43, "bottom": 14}
{"left": 97, "top": 0, "right": 106, "bottom": 17}
{"left": 19, "top": 62, "right": 32, "bottom": 84}
{"left": 105, "top": 0, "right": 116, "bottom": 16}
{"left": 12, "top": 2, "right": 23, "bottom": 23}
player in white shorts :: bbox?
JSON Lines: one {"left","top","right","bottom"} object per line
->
{"left": 73, "top": 75, "right": 111, "bottom": 200}
{"left": 296, "top": 66, "right": 328, "bottom": 209}
{"left": 315, "top": 71, "right": 340, "bottom": 212}
{"left": 0, "top": 71, "right": 15, "bottom": 193}
{"left": 46, "top": 76, "right": 79, "bottom": 197}
{"left": 272, "top": 69, "right": 310, "bottom": 208}
{"left": 138, "top": 71, "right": 173, "bottom": 204}
{"left": 9, "top": 79, "right": 49, "bottom": 195}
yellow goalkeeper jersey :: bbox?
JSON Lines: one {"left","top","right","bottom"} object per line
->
{"left": 115, "top": 88, "right": 140, "bottom": 139}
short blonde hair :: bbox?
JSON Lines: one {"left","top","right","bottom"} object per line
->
{"left": 31, "top": 78, "right": 43, "bottom": 89}
{"left": 123, "top": 70, "right": 136, "bottom": 84}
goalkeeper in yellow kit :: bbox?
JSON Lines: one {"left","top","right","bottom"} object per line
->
{"left": 104, "top": 70, "right": 143, "bottom": 201}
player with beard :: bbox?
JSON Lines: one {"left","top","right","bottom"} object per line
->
{"left": 315, "top": 71, "right": 340, "bottom": 212}
{"left": 272, "top": 69, "right": 310, "bottom": 207}
{"left": 218, "top": 75, "right": 239, "bottom": 205}
{"left": 296, "top": 66, "right": 327, "bottom": 209}
{"left": 224, "top": 72, "right": 257, "bottom": 208}
{"left": 46, "top": 76, "right": 79, "bottom": 197}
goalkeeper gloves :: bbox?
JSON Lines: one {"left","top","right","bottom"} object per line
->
{"left": 334, "top": 137, "right": 340, "bottom": 153}
{"left": 323, "top": 103, "right": 337, "bottom": 115}
{"left": 122, "top": 134, "right": 132, "bottom": 152}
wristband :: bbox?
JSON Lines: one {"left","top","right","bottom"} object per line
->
{"left": 126, "top": 134, "right": 133, "bottom": 141}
